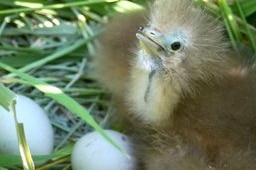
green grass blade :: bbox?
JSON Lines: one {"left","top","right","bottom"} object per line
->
{"left": 12, "top": 115, "right": 35, "bottom": 170}
{"left": 232, "top": 0, "right": 256, "bottom": 17}
{"left": 0, "top": 0, "right": 118, "bottom": 15}
{"left": 235, "top": 0, "right": 256, "bottom": 51}
{"left": 0, "top": 144, "right": 72, "bottom": 167}
{"left": 3, "top": 35, "right": 98, "bottom": 78}
{"left": 218, "top": 0, "right": 242, "bottom": 50}
{"left": 0, "top": 83, "right": 16, "bottom": 110}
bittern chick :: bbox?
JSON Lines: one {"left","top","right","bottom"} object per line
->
{"left": 94, "top": 0, "right": 256, "bottom": 169}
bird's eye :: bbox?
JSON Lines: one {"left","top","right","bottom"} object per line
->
{"left": 170, "top": 41, "right": 182, "bottom": 51}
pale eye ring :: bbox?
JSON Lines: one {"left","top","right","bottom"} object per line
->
{"left": 170, "top": 41, "right": 182, "bottom": 51}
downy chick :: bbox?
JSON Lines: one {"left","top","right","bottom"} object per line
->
{"left": 94, "top": 0, "right": 256, "bottom": 169}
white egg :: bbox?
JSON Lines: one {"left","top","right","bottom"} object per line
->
{"left": 0, "top": 94, "right": 54, "bottom": 155}
{"left": 71, "top": 130, "right": 136, "bottom": 170}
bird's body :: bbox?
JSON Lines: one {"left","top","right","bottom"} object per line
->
{"left": 93, "top": 0, "right": 256, "bottom": 169}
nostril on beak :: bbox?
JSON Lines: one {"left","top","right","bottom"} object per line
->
{"left": 138, "top": 26, "right": 144, "bottom": 32}
{"left": 149, "top": 31, "right": 156, "bottom": 36}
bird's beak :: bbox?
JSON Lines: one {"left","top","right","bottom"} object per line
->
{"left": 136, "top": 26, "right": 166, "bottom": 55}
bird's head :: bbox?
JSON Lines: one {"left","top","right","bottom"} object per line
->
{"left": 135, "top": 0, "right": 230, "bottom": 91}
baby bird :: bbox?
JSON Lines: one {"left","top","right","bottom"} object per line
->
{"left": 93, "top": 0, "right": 256, "bottom": 169}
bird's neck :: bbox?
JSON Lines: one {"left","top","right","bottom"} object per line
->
{"left": 127, "top": 64, "right": 182, "bottom": 125}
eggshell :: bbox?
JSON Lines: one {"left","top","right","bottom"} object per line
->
{"left": 0, "top": 95, "right": 54, "bottom": 155}
{"left": 71, "top": 130, "right": 136, "bottom": 170}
